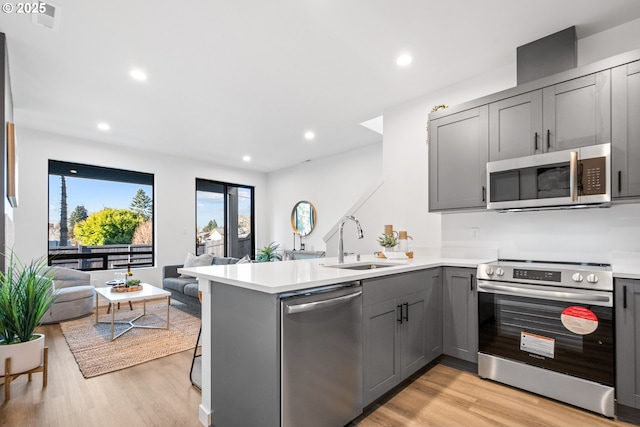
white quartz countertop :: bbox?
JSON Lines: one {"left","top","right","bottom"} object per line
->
{"left": 179, "top": 254, "right": 493, "bottom": 294}
{"left": 611, "top": 252, "right": 640, "bottom": 280}
{"left": 612, "top": 265, "right": 640, "bottom": 280}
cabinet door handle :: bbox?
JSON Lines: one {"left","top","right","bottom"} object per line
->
{"left": 623, "top": 285, "right": 628, "bottom": 309}
{"left": 470, "top": 273, "right": 474, "bottom": 291}
{"left": 482, "top": 186, "right": 486, "bottom": 203}
{"left": 546, "top": 129, "right": 551, "bottom": 150}
{"left": 534, "top": 132, "right": 538, "bottom": 151}
{"left": 618, "top": 171, "right": 622, "bottom": 193}
{"left": 402, "top": 302, "right": 409, "bottom": 322}
{"left": 397, "top": 304, "right": 403, "bottom": 323}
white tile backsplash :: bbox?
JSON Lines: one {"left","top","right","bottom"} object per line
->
{"left": 441, "top": 203, "right": 640, "bottom": 263}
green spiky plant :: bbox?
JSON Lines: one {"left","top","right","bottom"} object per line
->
{"left": 255, "top": 242, "right": 282, "bottom": 262}
{"left": 377, "top": 233, "right": 398, "bottom": 248}
{"left": 0, "top": 252, "right": 56, "bottom": 344}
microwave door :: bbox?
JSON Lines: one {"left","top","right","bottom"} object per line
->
{"left": 487, "top": 150, "right": 575, "bottom": 210}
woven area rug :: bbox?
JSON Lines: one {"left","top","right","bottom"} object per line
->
{"left": 60, "top": 301, "right": 200, "bottom": 378}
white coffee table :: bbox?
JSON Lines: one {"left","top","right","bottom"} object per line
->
{"left": 95, "top": 283, "right": 171, "bottom": 341}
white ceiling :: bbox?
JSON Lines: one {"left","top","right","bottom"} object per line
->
{"left": 2, "top": 1, "right": 640, "bottom": 173}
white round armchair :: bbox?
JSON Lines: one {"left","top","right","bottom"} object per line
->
{"left": 41, "top": 267, "right": 95, "bottom": 324}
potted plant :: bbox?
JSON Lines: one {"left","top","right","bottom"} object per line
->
{"left": 256, "top": 242, "right": 282, "bottom": 262}
{"left": 0, "top": 252, "right": 56, "bottom": 376}
{"left": 377, "top": 233, "right": 398, "bottom": 252}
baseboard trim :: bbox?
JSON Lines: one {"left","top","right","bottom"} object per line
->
{"left": 616, "top": 403, "right": 640, "bottom": 425}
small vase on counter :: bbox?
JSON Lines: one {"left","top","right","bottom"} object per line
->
{"left": 397, "top": 231, "right": 413, "bottom": 253}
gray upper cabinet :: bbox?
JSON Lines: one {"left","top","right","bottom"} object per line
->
{"left": 489, "top": 91, "right": 543, "bottom": 161}
{"left": 442, "top": 267, "right": 478, "bottom": 363}
{"left": 489, "top": 71, "right": 611, "bottom": 161}
{"left": 362, "top": 268, "right": 441, "bottom": 406}
{"left": 543, "top": 70, "right": 611, "bottom": 152}
{"left": 612, "top": 60, "right": 640, "bottom": 198}
{"left": 429, "top": 106, "right": 489, "bottom": 211}
{"left": 429, "top": 51, "right": 640, "bottom": 211}
{"left": 615, "top": 279, "right": 640, "bottom": 410}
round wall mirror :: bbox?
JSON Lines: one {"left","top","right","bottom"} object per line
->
{"left": 291, "top": 201, "right": 317, "bottom": 236}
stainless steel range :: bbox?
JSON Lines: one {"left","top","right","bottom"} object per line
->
{"left": 476, "top": 259, "right": 614, "bottom": 417}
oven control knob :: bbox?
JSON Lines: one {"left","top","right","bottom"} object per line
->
{"left": 572, "top": 273, "right": 584, "bottom": 282}
{"left": 485, "top": 267, "right": 494, "bottom": 275}
{"left": 496, "top": 268, "right": 504, "bottom": 276}
{"left": 586, "top": 274, "right": 599, "bottom": 284}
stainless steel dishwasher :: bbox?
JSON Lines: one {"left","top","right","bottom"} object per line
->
{"left": 281, "top": 282, "right": 363, "bottom": 427}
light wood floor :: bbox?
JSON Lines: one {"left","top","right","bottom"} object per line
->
{"left": 355, "top": 364, "right": 635, "bottom": 427}
{"left": 1, "top": 323, "right": 202, "bottom": 427}
{"left": 1, "top": 324, "right": 636, "bottom": 427}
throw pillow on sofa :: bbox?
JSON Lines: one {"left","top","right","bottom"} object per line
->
{"left": 236, "top": 254, "right": 251, "bottom": 264}
{"left": 180, "top": 253, "right": 214, "bottom": 277}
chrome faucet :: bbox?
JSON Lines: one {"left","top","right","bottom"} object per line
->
{"left": 338, "top": 215, "right": 364, "bottom": 264}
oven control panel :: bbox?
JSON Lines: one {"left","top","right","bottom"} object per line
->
{"left": 477, "top": 261, "right": 613, "bottom": 291}
{"left": 513, "top": 268, "right": 561, "bottom": 282}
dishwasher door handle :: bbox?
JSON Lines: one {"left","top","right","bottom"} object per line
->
{"left": 285, "top": 291, "right": 362, "bottom": 314}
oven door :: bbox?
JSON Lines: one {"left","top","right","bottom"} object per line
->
{"left": 477, "top": 280, "right": 614, "bottom": 386}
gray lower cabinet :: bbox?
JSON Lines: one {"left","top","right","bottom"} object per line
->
{"left": 442, "top": 267, "right": 478, "bottom": 363}
{"left": 615, "top": 279, "right": 640, "bottom": 410}
{"left": 362, "top": 268, "right": 442, "bottom": 406}
{"left": 612, "top": 60, "right": 640, "bottom": 198}
{"left": 429, "top": 106, "right": 488, "bottom": 211}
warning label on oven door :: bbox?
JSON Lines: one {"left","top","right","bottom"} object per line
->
{"left": 520, "top": 331, "right": 555, "bottom": 359}
{"left": 560, "top": 306, "right": 598, "bottom": 335}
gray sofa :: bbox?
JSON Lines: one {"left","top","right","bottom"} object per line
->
{"left": 162, "top": 256, "right": 240, "bottom": 310}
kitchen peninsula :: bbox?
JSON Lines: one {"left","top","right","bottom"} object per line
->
{"left": 180, "top": 254, "right": 491, "bottom": 427}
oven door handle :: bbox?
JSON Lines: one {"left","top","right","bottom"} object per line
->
{"left": 477, "top": 282, "right": 612, "bottom": 307}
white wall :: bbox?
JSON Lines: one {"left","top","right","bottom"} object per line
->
{"left": 441, "top": 204, "right": 640, "bottom": 264}
{"left": 13, "top": 127, "right": 269, "bottom": 285}
{"left": 266, "top": 143, "right": 382, "bottom": 255}
{"left": 578, "top": 18, "right": 640, "bottom": 66}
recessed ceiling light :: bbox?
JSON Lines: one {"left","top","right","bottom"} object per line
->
{"left": 396, "top": 54, "right": 413, "bottom": 67}
{"left": 130, "top": 68, "right": 147, "bottom": 81}
{"left": 97, "top": 122, "right": 110, "bottom": 131}
{"left": 304, "top": 131, "right": 315, "bottom": 140}
{"left": 242, "top": 155, "right": 251, "bottom": 162}
{"left": 69, "top": 169, "right": 78, "bottom": 174}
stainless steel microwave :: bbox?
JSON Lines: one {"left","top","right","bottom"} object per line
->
{"left": 486, "top": 143, "right": 611, "bottom": 211}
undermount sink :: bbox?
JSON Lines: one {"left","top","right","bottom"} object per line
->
{"left": 324, "top": 262, "right": 401, "bottom": 270}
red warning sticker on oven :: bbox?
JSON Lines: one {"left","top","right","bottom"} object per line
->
{"left": 561, "top": 306, "right": 598, "bottom": 335}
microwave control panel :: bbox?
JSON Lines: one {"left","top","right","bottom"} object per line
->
{"left": 580, "top": 157, "right": 606, "bottom": 195}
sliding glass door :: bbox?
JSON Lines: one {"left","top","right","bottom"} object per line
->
{"left": 196, "top": 179, "right": 254, "bottom": 259}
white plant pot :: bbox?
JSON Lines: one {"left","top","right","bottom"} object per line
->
{"left": 0, "top": 333, "right": 45, "bottom": 376}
